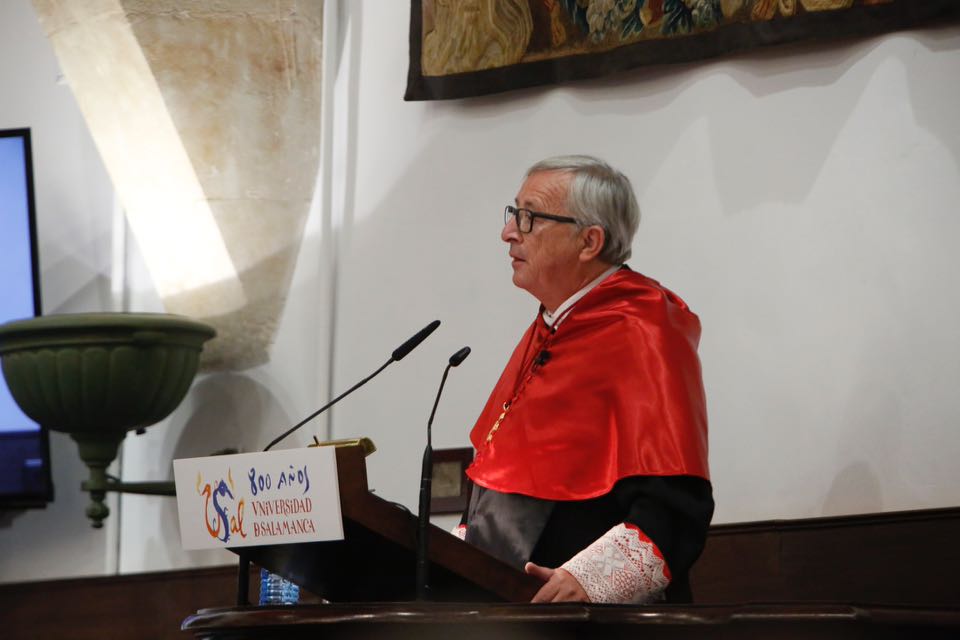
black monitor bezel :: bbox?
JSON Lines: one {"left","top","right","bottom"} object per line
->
{"left": 0, "top": 127, "right": 54, "bottom": 508}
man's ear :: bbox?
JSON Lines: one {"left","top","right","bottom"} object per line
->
{"left": 579, "top": 226, "right": 606, "bottom": 262}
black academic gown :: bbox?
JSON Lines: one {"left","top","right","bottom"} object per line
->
{"left": 463, "top": 474, "right": 714, "bottom": 603}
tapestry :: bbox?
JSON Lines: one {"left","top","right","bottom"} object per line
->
{"left": 405, "top": 0, "right": 960, "bottom": 100}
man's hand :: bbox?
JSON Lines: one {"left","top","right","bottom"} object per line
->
{"left": 524, "top": 562, "right": 590, "bottom": 603}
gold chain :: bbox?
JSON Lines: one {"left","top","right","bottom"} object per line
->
{"left": 485, "top": 401, "right": 511, "bottom": 443}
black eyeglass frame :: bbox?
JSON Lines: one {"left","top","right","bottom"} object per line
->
{"left": 504, "top": 205, "right": 579, "bottom": 233}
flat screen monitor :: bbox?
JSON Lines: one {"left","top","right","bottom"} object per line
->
{"left": 0, "top": 128, "right": 53, "bottom": 507}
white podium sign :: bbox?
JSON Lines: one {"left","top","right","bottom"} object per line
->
{"left": 173, "top": 447, "right": 344, "bottom": 550}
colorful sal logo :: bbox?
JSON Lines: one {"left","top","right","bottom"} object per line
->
{"left": 195, "top": 468, "right": 247, "bottom": 543}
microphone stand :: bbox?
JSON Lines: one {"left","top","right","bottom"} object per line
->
{"left": 416, "top": 347, "right": 470, "bottom": 600}
{"left": 250, "top": 320, "right": 439, "bottom": 606}
{"left": 415, "top": 441, "right": 433, "bottom": 600}
{"left": 264, "top": 359, "right": 393, "bottom": 452}
{"left": 263, "top": 320, "right": 440, "bottom": 452}
{"left": 415, "top": 367, "right": 445, "bottom": 600}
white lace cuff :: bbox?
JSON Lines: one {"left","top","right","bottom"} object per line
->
{"left": 561, "top": 523, "right": 671, "bottom": 604}
{"left": 451, "top": 524, "right": 467, "bottom": 540}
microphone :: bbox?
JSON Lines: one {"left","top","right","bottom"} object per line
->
{"left": 393, "top": 320, "right": 441, "bottom": 361}
{"left": 263, "top": 320, "right": 441, "bottom": 451}
{"left": 534, "top": 349, "right": 551, "bottom": 366}
{"left": 448, "top": 346, "right": 471, "bottom": 367}
{"left": 416, "top": 345, "right": 471, "bottom": 600}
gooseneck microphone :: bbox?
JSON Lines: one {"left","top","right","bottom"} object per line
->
{"left": 416, "top": 346, "right": 471, "bottom": 601}
{"left": 392, "top": 320, "right": 443, "bottom": 361}
{"left": 447, "top": 346, "right": 471, "bottom": 368}
{"left": 263, "top": 320, "right": 441, "bottom": 451}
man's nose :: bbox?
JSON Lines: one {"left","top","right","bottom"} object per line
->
{"left": 502, "top": 215, "right": 521, "bottom": 242}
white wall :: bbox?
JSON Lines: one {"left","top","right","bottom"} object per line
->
{"left": 0, "top": 0, "right": 117, "bottom": 582}
{"left": 2, "top": 0, "right": 959, "bottom": 584}
{"left": 330, "top": 1, "right": 960, "bottom": 525}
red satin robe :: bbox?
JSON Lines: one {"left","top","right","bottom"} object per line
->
{"left": 467, "top": 268, "right": 709, "bottom": 501}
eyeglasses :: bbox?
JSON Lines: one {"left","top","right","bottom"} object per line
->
{"left": 504, "top": 205, "right": 579, "bottom": 234}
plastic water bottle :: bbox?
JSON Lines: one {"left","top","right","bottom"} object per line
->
{"left": 259, "top": 568, "right": 300, "bottom": 605}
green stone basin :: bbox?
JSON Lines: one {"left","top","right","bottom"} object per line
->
{"left": 0, "top": 312, "right": 216, "bottom": 526}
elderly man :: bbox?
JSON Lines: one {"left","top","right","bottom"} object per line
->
{"left": 456, "top": 156, "right": 713, "bottom": 604}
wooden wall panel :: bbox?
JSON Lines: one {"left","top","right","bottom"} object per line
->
{"left": 0, "top": 565, "right": 248, "bottom": 639}
{"left": 1, "top": 506, "right": 957, "bottom": 638}
{"left": 691, "top": 507, "right": 960, "bottom": 606}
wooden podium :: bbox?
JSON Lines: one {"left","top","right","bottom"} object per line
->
{"left": 232, "top": 441, "right": 542, "bottom": 603}
{"left": 184, "top": 602, "right": 960, "bottom": 639}
{"left": 182, "top": 442, "right": 960, "bottom": 639}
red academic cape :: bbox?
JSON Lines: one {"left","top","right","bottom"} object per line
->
{"left": 467, "top": 268, "right": 709, "bottom": 501}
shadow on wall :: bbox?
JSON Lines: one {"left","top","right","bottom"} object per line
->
{"left": 906, "top": 25, "right": 960, "bottom": 169}
{"left": 822, "top": 461, "right": 883, "bottom": 516}
{"left": 43, "top": 262, "right": 113, "bottom": 314}
{"left": 167, "top": 242, "right": 309, "bottom": 372}
{"left": 441, "top": 25, "right": 960, "bottom": 219}
{"left": 822, "top": 344, "right": 911, "bottom": 517}
{"left": 140, "top": 373, "right": 296, "bottom": 569}
{"left": 170, "top": 373, "right": 293, "bottom": 460}
{"left": 447, "top": 31, "right": 869, "bottom": 218}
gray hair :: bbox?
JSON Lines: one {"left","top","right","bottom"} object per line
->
{"left": 526, "top": 155, "right": 640, "bottom": 265}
